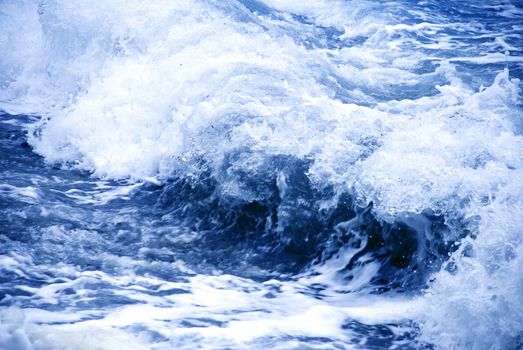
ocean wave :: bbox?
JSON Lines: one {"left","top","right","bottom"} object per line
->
{"left": 1, "top": 0, "right": 522, "bottom": 349}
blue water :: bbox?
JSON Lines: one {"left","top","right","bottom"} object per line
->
{"left": 0, "top": 1, "right": 522, "bottom": 349}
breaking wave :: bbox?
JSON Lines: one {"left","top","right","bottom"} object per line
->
{"left": 1, "top": 0, "right": 522, "bottom": 349}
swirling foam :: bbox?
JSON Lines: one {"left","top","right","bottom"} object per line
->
{"left": 1, "top": 0, "right": 523, "bottom": 349}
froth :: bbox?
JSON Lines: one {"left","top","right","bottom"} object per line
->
{"left": 1, "top": 1, "right": 523, "bottom": 349}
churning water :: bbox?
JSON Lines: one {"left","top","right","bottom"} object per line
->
{"left": 0, "top": 1, "right": 522, "bottom": 349}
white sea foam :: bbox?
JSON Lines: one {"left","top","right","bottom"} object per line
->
{"left": 0, "top": 254, "right": 421, "bottom": 350}
{"left": 1, "top": 0, "right": 522, "bottom": 349}
{"left": 0, "top": 184, "right": 40, "bottom": 204}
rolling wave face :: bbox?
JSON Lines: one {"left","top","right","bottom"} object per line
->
{"left": 1, "top": 0, "right": 523, "bottom": 349}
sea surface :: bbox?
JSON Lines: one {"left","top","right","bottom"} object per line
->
{"left": 0, "top": 1, "right": 522, "bottom": 349}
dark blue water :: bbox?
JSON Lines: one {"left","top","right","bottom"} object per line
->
{"left": 1, "top": 1, "right": 522, "bottom": 349}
